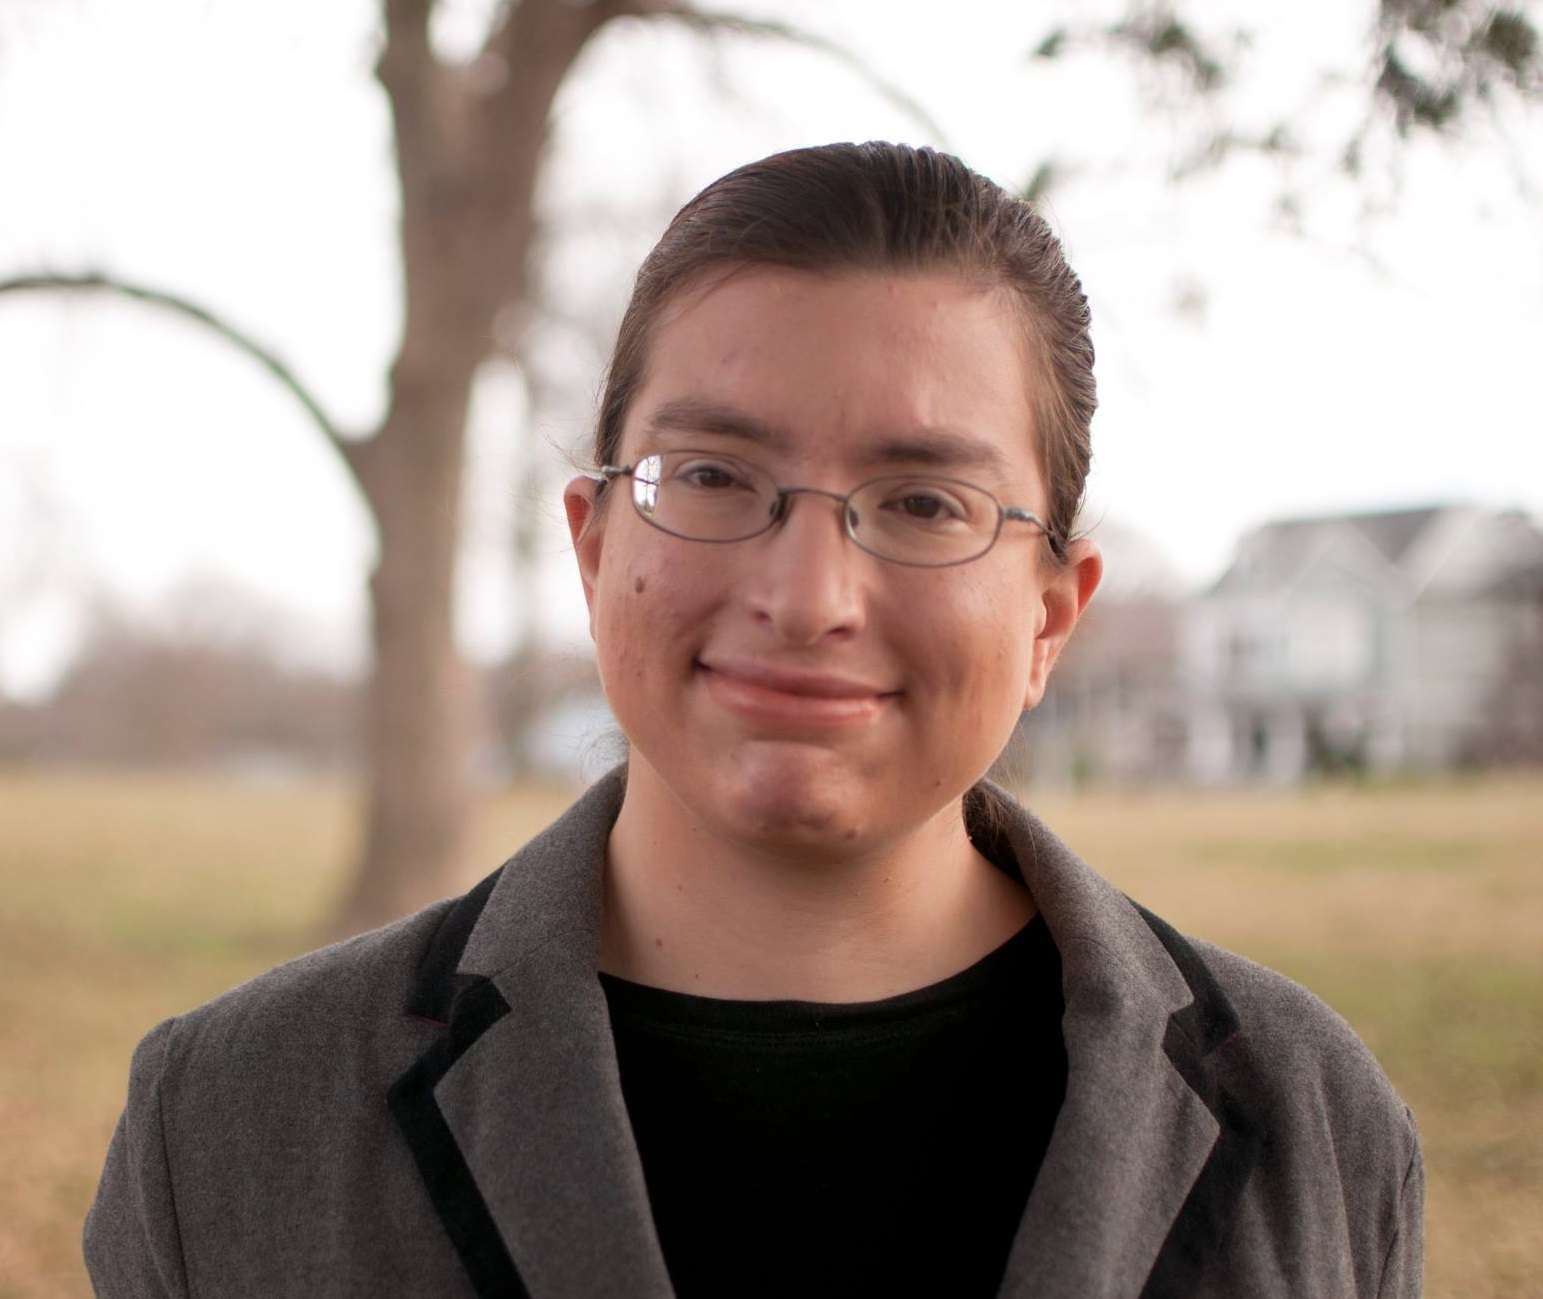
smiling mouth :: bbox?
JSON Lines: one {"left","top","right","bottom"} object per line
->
{"left": 696, "top": 661, "right": 895, "bottom": 728}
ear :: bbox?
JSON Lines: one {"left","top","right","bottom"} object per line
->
{"left": 1022, "top": 538, "right": 1102, "bottom": 710}
{"left": 563, "top": 475, "right": 605, "bottom": 638}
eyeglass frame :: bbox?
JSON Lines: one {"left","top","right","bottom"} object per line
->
{"left": 592, "top": 450, "right": 1067, "bottom": 568}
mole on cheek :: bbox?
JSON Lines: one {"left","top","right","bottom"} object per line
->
{"left": 633, "top": 575, "right": 646, "bottom": 595}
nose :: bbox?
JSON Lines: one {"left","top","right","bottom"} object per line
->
{"left": 741, "top": 489, "right": 867, "bottom": 646}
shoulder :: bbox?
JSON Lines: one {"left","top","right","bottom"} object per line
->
{"left": 1137, "top": 914, "right": 1424, "bottom": 1293}
{"left": 188, "top": 895, "right": 452, "bottom": 1031}
{"left": 131, "top": 889, "right": 473, "bottom": 1117}
{"left": 1193, "top": 935, "right": 1413, "bottom": 1130}
{"left": 142, "top": 770, "right": 628, "bottom": 1063}
{"left": 1181, "top": 931, "right": 1421, "bottom": 1240}
{"left": 86, "top": 890, "right": 484, "bottom": 1293}
{"left": 1133, "top": 901, "right": 1417, "bottom": 1158}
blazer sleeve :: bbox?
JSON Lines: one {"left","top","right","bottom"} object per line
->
{"left": 1376, "top": 1110, "right": 1426, "bottom": 1299}
{"left": 83, "top": 1019, "right": 192, "bottom": 1299}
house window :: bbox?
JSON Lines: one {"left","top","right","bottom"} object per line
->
{"left": 1228, "top": 630, "right": 1265, "bottom": 676}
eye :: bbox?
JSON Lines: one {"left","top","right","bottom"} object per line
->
{"left": 879, "top": 482, "right": 971, "bottom": 525}
{"left": 897, "top": 493, "right": 953, "bottom": 520}
{"left": 672, "top": 457, "right": 757, "bottom": 492}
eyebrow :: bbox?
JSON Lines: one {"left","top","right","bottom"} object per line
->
{"left": 643, "top": 398, "right": 788, "bottom": 448}
{"left": 640, "top": 397, "right": 1012, "bottom": 476}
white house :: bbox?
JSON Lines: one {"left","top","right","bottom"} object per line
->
{"left": 1005, "top": 522, "right": 1188, "bottom": 787}
{"left": 1181, "top": 505, "right": 1543, "bottom": 784}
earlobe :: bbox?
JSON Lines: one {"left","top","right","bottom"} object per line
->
{"left": 562, "top": 476, "right": 605, "bottom": 633}
{"left": 1021, "top": 539, "right": 1103, "bottom": 710}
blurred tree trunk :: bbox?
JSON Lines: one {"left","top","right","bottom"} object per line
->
{"left": 331, "top": 0, "right": 651, "bottom": 933}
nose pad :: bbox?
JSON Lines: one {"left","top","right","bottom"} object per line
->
{"left": 771, "top": 486, "right": 854, "bottom": 538}
{"left": 748, "top": 488, "right": 867, "bottom": 644}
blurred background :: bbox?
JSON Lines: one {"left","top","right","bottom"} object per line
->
{"left": 1, "top": 1, "right": 1540, "bottom": 1295}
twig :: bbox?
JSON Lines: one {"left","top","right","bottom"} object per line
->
{"left": 0, "top": 272, "right": 372, "bottom": 495}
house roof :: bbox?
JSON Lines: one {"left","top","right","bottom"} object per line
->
{"left": 1203, "top": 503, "right": 1543, "bottom": 602}
{"left": 1207, "top": 506, "right": 1445, "bottom": 596}
{"left": 1342, "top": 507, "right": 1448, "bottom": 565}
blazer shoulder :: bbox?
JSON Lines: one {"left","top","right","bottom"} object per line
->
{"left": 1195, "top": 940, "right": 1402, "bottom": 1089}
{"left": 144, "top": 879, "right": 494, "bottom": 1089}
{"left": 200, "top": 898, "right": 452, "bottom": 1023}
{"left": 1183, "top": 934, "right": 1423, "bottom": 1293}
{"left": 1185, "top": 936, "right": 1420, "bottom": 1174}
{"left": 89, "top": 876, "right": 517, "bottom": 1296}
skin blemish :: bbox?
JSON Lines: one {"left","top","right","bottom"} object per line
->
{"left": 633, "top": 575, "right": 646, "bottom": 594}
{"left": 654, "top": 937, "right": 664, "bottom": 948}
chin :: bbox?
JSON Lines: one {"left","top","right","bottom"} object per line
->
{"left": 696, "top": 743, "right": 890, "bottom": 857}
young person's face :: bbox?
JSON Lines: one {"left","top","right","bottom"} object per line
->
{"left": 566, "top": 267, "right": 1099, "bottom": 860}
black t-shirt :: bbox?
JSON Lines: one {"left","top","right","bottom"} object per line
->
{"left": 600, "top": 914, "right": 1067, "bottom": 1298}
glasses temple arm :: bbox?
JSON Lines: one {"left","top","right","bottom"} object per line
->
{"left": 1004, "top": 506, "right": 1069, "bottom": 560}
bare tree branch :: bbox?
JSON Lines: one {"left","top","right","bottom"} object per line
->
{"left": 378, "top": 0, "right": 436, "bottom": 115}
{"left": 1029, "top": 12, "right": 1241, "bottom": 102}
{"left": 657, "top": 4, "right": 953, "bottom": 145}
{"left": 476, "top": 0, "right": 626, "bottom": 203}
{"left": 378, "top": 0, "right": 451, "bottom": 230}
{"left": 481, "top": 0, "right": 622, "bottom": 82}
{"left": 0, "top": 272, "right": 374, "bottom": 502}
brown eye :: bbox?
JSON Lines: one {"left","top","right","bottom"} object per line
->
{"left": 878, "top": 483, "right": 970, "bottom": 525}
{"left": 898, "top": 493, "right": 949, "bottom": 519}
{"left": 673, "top": 459, "right": 754, "bottom": 492}
{"left": 685, "top": 466, "right": 736, "bottom": 489}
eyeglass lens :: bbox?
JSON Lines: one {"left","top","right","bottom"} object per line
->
{"left": 630, "top": 451, "right": 1005, "bottom": 566}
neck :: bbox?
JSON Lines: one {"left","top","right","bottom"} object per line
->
{"left": 599, "top": 758, "right": 1035, "bottom": 1002}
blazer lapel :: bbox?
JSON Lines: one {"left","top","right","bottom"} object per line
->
{"left": 390, "top": 772, "right": 1261, "bottom": 1299}
{"left": 986, "top": 792, "right": 1261, "bottom": 1299}
{"left": 390, "top": 769, "right": 674, "bottom": 1299}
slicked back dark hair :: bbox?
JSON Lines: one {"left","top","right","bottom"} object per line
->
{"left": 593, "top": 141, "right": 1096, "bottom": 557}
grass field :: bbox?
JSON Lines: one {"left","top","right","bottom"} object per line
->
{"left": 1, "top": 770, "right": 1539, "bottom": 1297}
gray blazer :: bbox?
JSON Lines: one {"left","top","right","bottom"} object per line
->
{"left": 85, "top": 768, "right": 1423, "bottom": 1298}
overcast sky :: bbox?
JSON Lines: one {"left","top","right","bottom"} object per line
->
{"left": 2, "top": 0, "right": 1540, "bottom": 699}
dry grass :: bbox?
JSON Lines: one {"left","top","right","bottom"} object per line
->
{"left": 1, "top": 770, "right": 1538, "bottom": 1297}
{"left": 1025, "top": 775, "right": 1543, "bottom": 1298}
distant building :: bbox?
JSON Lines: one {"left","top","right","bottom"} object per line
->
{"left": 1003, "top": 522, "right": 1188, "bottom": 787}
{"left": 1002, "top": 505, "right": 1543, "bottom": 788}
{"left": 1182, "top": 505, "right": 1543, "bottom": 783}
{"left": 484, "top": 647, "right": 614, "bottom": 784}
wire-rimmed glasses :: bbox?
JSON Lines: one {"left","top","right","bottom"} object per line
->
{"left": 597, "top": 449, "right": 1063, "bottom": 568}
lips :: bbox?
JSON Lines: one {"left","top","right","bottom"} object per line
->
{"left": 696, "top": 658, "right": 896, "bottom": 729}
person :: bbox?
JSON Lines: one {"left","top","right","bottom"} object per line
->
{"left": 85, "top": 143, "right": 1422, "bottom": 1299}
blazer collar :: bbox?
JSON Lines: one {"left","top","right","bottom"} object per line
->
{"left": 390, "top": 767, "right": 672, "bottom": 1299}
{"left": 981, "top": 787, "right": 1260, "bottom": 1298}
{"left": 391, "top": 770, "right": 1257, "bottom": 1299}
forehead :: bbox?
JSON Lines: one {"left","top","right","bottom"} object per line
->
{"left": 625, "top": 267, "right": 1041, "bottom": 486}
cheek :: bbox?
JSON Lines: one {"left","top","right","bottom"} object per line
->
{"left": 592, "top": 542, "right": 715, "bottom": 690}
{"left": 911, "top": 575, "right": 1037, "bottom": 733}
{"left": 923, "top": 571, "right": 1034, "bottom": 679}
{"left": 594, "top": 560, "right": 653, "bottom": 692}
